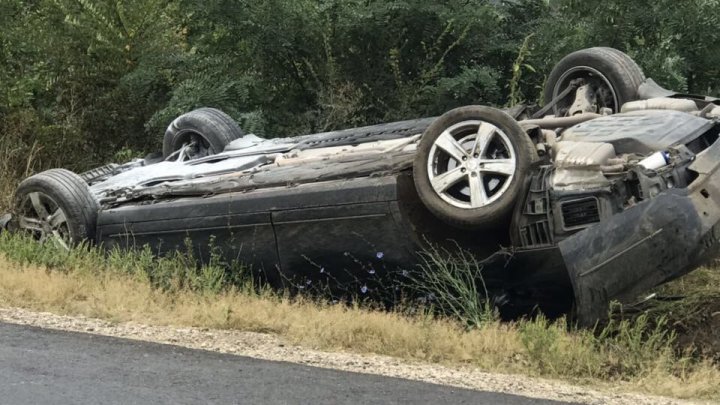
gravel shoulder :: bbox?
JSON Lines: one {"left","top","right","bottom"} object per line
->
{"left": 0, "top": 306, "right": 704, "bottom": 405}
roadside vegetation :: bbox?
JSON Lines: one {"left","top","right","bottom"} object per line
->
{"left": 1, "top": 1, "right": 719, "bottom": 177}
{"left": 1, "top": 0, "right": 720, "bottom": 400}
{"left": 0, "top": 231, "right": 719, "bottom": 400}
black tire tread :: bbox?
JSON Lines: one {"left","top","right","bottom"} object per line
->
{"left": 40, "top": 170, "right": 97, "bottom": 239}
{"left": 80, "top": 163, "right": 119, "bottom": 185}
{"left": 16, "top": 169, "right": 98, "bottom": 243}
{"left": 162, "top": 108, "right": 244, "bottom": 158}
{"left": 544, "top": 47, "right": 646, "bottom": 113}
{"left": 590, "top": 47, "right": 646, "bottom": 90}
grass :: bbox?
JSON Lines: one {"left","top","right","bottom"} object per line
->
{"left": 640, "top": 267, "right": 720, "bottom": 363}
{"left": 0, "top": 232, "right": 718, "bottom": 400}
{"left": 1, "top": 137, "right": 719, "bottom": 400}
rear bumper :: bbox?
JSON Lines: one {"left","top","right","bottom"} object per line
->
{"left": 560, "top": 138, "right": 720, "bottom": 326}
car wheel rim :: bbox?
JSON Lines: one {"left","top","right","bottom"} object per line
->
{"left": 553, "top": 66, "right": 619, "bottom": 115}
{"left": 178, "top": 133, "right": 213, "bottom": 160}
{"left": 426, "top": 120, "right": 517, "bottom": 209}
{"left": 18, "top": 192, "right": 71, "bottom": 250}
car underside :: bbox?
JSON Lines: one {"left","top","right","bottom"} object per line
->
{"left": 4, "top": 47, "right": 720, "bottom": 325}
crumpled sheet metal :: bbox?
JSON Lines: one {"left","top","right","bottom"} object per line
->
{"left": 114, "top": 149, "right": 417, "bottom": 202}
{"left": 94, "top": 127, "right": 424, "bottom": 204}
{"left": 561, "top": 132, "right": 720, "bottom": 326}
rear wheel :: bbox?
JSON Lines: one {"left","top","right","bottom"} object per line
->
{"left": 163, "top": 108, "right": 245, "bottom": 159}
{"left": 544, "top": 47, "right": 646, "bottom": 116}
{"left": 15, "top": 169, "right": 98, "bottom": 248}
{"left": 413, "top": 106, "right": 536, "bottom": 229}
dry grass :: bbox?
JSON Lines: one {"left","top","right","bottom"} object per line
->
{"left": 0, "top": 255, "right": 523, "bottom": 368}
{"left": 0, "top": 142, "right": 718, "bottom": 400}
{"left": 0, "top": 250, "right": 719, "bottom": 400}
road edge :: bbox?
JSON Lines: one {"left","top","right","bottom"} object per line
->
{"left": 0, "top": 306, "right": 699, "bottom": 405}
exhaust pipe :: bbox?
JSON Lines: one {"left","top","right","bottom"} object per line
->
{"left": 520, "top": 113, "right": 601, "bottom": 129}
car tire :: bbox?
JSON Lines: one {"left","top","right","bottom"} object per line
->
{"left": 543, "top": 47, "right": 646, "bottom": 115}
{"left": 162, "top": 108, "right": 245, "bottom": 159}
{"left": 413, "top": 106, "right": 536, "bottom": 229}
{"left": 15, "top": 169, "right": 99, "bottom": 246}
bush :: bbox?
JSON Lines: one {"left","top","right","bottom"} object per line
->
{"left": 2, "top": 0, "right": 718, "bottom": 179}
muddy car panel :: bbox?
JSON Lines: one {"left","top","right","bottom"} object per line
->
{"left": 97, "top": 175, "right": 411, "bottom": 284}
{"left": 560, "top": 134, "right": 720, "bottom": 325}
{"left": 96, "top": 171, "right": 502, "bottom": 288}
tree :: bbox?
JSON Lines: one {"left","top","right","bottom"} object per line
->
{"left": 1, "top": 0, "right": 718, "bottom": 177}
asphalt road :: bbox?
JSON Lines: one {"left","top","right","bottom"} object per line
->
{"left": 0, "top": 322, "right": 576, "bottom": 405}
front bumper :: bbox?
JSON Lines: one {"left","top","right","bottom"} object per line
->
{"left": 560, "top": 137, "right": 720, "bottom": 326}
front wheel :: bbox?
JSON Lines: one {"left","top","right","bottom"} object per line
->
{"left": 413, "top": 106, "right": 536, "bottom": 229}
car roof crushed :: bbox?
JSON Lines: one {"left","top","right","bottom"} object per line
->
{"left": 93, "top": 134, "right": 422, "bottom": 205}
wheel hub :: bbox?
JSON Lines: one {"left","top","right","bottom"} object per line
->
{"left": 466, "top": 159, "right": 480, "bottom": 171}
{"left": 17, "top": 192, "right": 71, "bottom": 250}
{"left": 426, "top": 120, "right": 517, "bottom": 209}
{"left": 553, "top": 66, "right": 619, "bottom": 115}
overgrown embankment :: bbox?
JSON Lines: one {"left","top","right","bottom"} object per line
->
{"left": 1, "top": 132, "right": 719, "bottom": 399}
{"left": 0, "top": 231, "right": 718, "bottom": 400}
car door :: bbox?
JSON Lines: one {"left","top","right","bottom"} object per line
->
{"left": 96, "top": 192, "right": 281, "bottom": 282}
{"left": 269, "top": 175, "right": 419, "bottom": 288}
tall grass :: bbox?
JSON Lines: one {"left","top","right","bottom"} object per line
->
{"left": 404, "top": 244, "right": 497, "bottom": 328}
{"left": 0, "top": 231, "right": 718, "bottom": 399}
{"left": 1, "top": 138, "right": 719, "bottom": 398}
{"left": 0, "top": 232, "right": 249, "bottom": 296}
{"left": 0, "top": 135, "right": 39, "bottom": 212}
{"left": 0, "top": 111, "right": 89, "bottom": 212}
{"left": 406, "top": 242, "right": 720, "bottom": 387}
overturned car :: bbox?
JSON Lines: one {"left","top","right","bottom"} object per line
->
{"left": 5, "top": 47, "right": 720, "bottom": 325}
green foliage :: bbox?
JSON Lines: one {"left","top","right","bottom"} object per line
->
{"left": 517, "top": 313, "right": 678, "bottom": 379}
{"left": 519, "top": 315, "right": 577, "bottom": 375}
{"left": 0, "top": 0, "right": 718, "bottom": 178}
{"left": 508, "top": 34, "right": 536, "bottom": 106}
{"left": 596, "top": 311, "right": 677, "bottom": 375}
{"left": 526, "top": 0, "right": 720, "bottom": 97}
{"left": 406, "top": 244, "right": 497, "bottom": 329}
